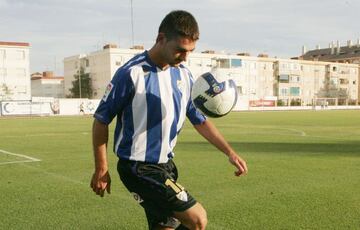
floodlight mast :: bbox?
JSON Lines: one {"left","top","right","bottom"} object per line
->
{"left": 130, "top": 0, "right": 134, "bottom": 47}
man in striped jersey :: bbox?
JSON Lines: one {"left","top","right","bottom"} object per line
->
{"left": 90, "top": 10, "right": 248, "bottom": 230}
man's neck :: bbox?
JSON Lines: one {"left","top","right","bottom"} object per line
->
{"left": 147, "top": 46, "right": 169, "bottom": 70}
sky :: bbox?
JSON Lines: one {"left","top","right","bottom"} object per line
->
{"left": 1, "top": 0, "right": 359, "bottom": 75}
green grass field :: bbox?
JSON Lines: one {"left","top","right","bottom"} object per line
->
{"left": 1, "top": 110, "right": 360, "bottom": 230}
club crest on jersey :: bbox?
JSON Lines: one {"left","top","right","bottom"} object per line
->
{"left": 102, "top": 82, "right": 113, "bottom": 102}
{"left": 177, "top": 79, "right": 184, "bottom": 92}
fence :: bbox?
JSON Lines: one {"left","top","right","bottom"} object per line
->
{"left": 0, "top": 98, "right": 100, "bottom": 116}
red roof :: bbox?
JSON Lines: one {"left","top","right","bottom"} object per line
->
{"left": 0, "top": 41, "right": 30, "bottom": 47}
{"left": 31, "top": 76, "right": 64, "bottom": 80}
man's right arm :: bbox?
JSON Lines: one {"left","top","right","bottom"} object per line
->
{"left": 90, "top": 119, "right": 111, "bottom": 197}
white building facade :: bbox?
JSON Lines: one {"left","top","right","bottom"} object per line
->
{"left": 31, "top": 71, "right": 64, "bottom": 98}
{"left": 0, "top": 41, "right": 31, "bottom": 101}
{"left": 64, "top": 44, "right": 143, "bottom": 98}
{"left": 64, "top": 45, "right": 359, "bottom": 109}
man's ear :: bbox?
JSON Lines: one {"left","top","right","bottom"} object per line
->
{"left": 156, "top": 32, "right": 166, "bottom": 44}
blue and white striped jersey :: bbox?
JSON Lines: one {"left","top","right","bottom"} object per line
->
{"left": 94, "top": 51, "right": 206, "bottom": 164}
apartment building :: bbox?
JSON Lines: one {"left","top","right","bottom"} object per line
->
{"left": 64, "top": 44, "right": 359, "bottom": 108}
{"left": 299, "top": 39, "right": 360, "bottom": 101}
{"left": 0, "top": 41, "right": 31, "bottom": 100}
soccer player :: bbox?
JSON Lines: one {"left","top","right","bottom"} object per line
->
{"left": 90, "top": 10, "right": 248, "bottom": 230}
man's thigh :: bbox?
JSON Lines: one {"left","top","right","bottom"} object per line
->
{"left": 117, "top": 159, "right": 197, "bottom": 228}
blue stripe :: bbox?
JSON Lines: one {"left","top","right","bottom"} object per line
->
{"left": 145, "top": 71, "right": 162, "bottom": 163}
{"left": 169, "top": 68, "right": 182, "bottom": 152}
{"left": 116, "top": 105, "right": 134, "bottom": 159}
{"left": 113, "top": 54, "right": 147, "bottom": 160}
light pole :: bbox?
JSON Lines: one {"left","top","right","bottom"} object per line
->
{"left": 130, "top": 0, "right": 134, "bottom": 47}
{"left": 78, "top": 67, "right": 82, "bottom": 99}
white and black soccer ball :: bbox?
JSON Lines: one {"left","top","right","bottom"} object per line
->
{"left": 191, "top": 72, "right": 238, "bottom": 118}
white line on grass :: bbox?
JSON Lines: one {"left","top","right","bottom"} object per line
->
{"left": 279, "top": 127, "right": 307, "bottom": 137}
{"left": 0, "top": 149, "right": 41, "bottom": 165}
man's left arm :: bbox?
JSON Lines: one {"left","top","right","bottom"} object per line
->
{"left": 193, "top": 119, "right": 248, "bottom": 176}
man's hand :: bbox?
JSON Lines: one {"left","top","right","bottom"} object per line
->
{"left": 228, "top": 153, "right": 248, "bottom": 176}
{"left": 90, "top": 169, "right": 111, "bottom": 197}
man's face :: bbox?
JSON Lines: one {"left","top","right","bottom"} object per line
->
{"left": 161, "top": 36, "right": 196, "bottom": 67}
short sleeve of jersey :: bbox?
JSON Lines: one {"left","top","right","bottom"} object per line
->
{"left": 94, "top": 69, "right": 134, "bottom": 124}
{"left": 186, "top": 99, "right": 207, "bottom": 125}
{"left": 184, "top": 68, "right": 206, "bottom": 125}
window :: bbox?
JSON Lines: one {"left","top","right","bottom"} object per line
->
{"left": 290, "top": 87, "right": 300, "bottom": 96}
{"left": 291, "top": 63, "right": 299, "bottom": 70}
{"left": 205, "top": 59, "right": 213, "bottom": 67}
{"left": 15, "top": 50, "right": 25, "bottom": 60}
{"left": 340, "top": 79, "right": 348, "bottom": 84}
{"left": 85, "top": 59, "right": 90, "bottom": 67}
{"left": 332, "top": 66, "right": 337, "bottom": 72}
{"left": 231, "top": 59, "right": 242, "bottom": 68}
{"left": 290, "top": 76, "right": 301, "bottom": 83}
{"left": 217, "top": 59, "right": 230, "bottom": 68}
{"left": 115, "top": 61, "right": 122, "bottom": 66}
{"left": 279, "top": 74, "right": 289, "bottom": 83}
{"left": 280, "top": 88, "right": 288, "bottom": 96}
{"left": 281, "top": 63, "right": 289, "bottom": 70}
{"left": 237, "top": 86, "right": 243, "bottom": 95}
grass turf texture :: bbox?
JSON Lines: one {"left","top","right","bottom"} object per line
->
{"left": 0, "top": 110, "right": 359, "bottom": 229}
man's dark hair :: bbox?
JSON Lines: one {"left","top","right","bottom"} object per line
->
{"left": 158, "top": 10, "right": 199, "bottom": 41}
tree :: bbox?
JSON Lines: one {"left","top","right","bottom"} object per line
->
{"left": 317, "top": 84, "right": 348, "bottom": 99}
{"left": 69, "top": 67, "right": 93, "bottom": 98}
{"left": 0, "top": 83, "right": 13, "bottom": 100}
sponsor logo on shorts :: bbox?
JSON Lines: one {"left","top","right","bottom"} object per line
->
{"left": 131, "top": 192, "right": 144, "bottom": 203}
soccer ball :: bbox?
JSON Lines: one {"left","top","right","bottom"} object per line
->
{"left": 191, "top": 72, "right": 238, "bottom": 118}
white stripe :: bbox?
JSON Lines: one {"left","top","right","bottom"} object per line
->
{"left": 0, "top": 149, "right": 41, "bottom": 165}
{"left": 169, "top": 68, "right": 191, "bottom": 152}
{"left": 129, "top": 65, "right": 148, "bottom": 161}
{"left": 158, "top": 69, "right": 175, "bottom": 163}
{"left": 178, "top": 68, "right": 191, "bottom": 130}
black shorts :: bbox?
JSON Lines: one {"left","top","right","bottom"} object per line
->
{"left": 117, "top": 159, "right": 196, "bottom": 229}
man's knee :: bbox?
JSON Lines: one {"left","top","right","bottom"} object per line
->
{"left": 174, "top": 203, "right": 207, "bottom": 230}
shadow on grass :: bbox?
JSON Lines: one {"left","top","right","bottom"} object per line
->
{"left": 178, "top": 141, "right": 360, "bottom": 157}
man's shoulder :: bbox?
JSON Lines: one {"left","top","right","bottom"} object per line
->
{"left": 114, "top": 52, "right": 153, "bottom": 81}
{"left": 122, "top": 51, "right": 150, "bottom": 70}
